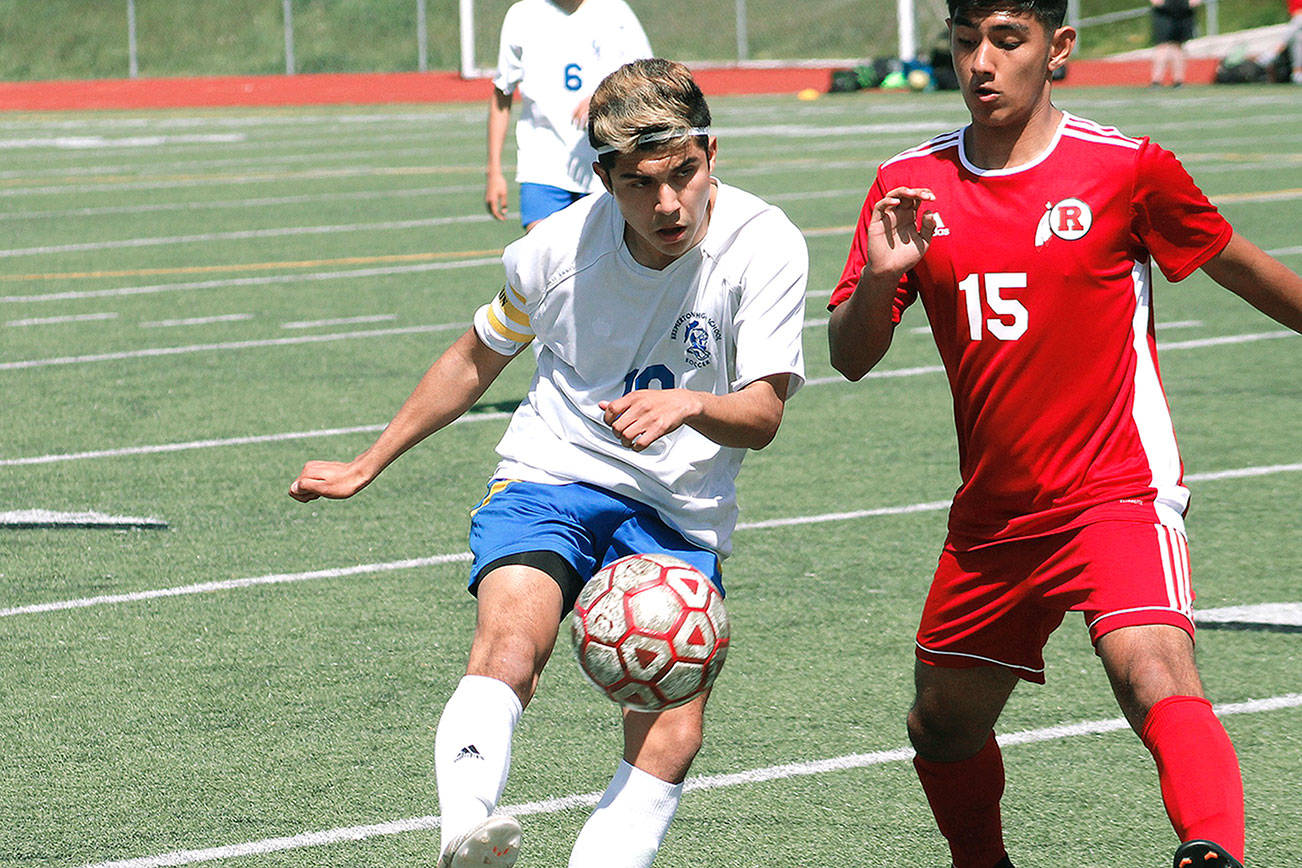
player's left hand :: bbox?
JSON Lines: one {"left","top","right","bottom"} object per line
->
{"left": 600, "top": 389, "right": 703, "bottom": 451}
{"left": 866, "top": 186, "right": 938, "bottom": 280}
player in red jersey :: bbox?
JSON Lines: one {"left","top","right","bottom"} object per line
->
{"left": 827, "top": 1, "right": 1302, "bottom": 866}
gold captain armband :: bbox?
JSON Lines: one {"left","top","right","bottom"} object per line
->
{"left": 483, "top": 284, "right": 534, "bottom": 348}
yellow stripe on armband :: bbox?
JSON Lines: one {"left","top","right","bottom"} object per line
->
{"left": 495, "top": 291, "right": 531, "bottom": 329}
{"left": 487, "top": 305, "right": 534, "bottom": 344}
{"left": 504, "top": 283, "right": 528, "bottom": 309}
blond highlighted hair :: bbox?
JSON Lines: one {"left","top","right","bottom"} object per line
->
{"left": 588, "top": 58, "right": 712, "bottom": 168}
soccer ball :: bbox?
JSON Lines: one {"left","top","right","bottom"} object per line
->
{"left": 907, "top": 69, "right": 932, "bottom": 92}
{"left": 570, "top": 553, "right": 730, "bottom": 711}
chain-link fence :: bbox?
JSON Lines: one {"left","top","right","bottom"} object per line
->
{"left": 0, "top": 0, "right": 1276, "bottom": 82}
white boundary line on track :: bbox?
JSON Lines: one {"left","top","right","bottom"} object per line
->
{"left": 4, "top": 323, "right": 1292, "bottom": 465}
{"left": 74, "top": 692, "right": 1302, "bottom": 868}
{"left": 0, "top": 215, "right": 495, "bottom": 259}
{"left": 4, "top": 244, "right": 1297, "bottom": 307}
{"left": 1, "top": 313, "right": 1294, "bottom": 371}
{"left": 3, "top": 461, "right": 1297, "bottom": 620}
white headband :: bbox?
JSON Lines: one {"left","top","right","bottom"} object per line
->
{"left": 594, "top": 127, "right": 712, "bottom": 156}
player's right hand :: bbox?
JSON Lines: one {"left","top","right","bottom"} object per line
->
{"left": 485, "top": 172, "right": 509, "bottom": 221}
{"left": 288, "top": 460, "right": 371, "bottom": 502}
{"left": 866, "top": 186, "right": 937, "bottom": 279}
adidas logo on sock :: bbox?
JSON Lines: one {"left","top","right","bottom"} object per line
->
{"left": 454, "top": 744, "right": 484, "bottom": 762}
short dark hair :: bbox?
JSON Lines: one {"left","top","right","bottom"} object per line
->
{"left": 588, "top": 58, "right": 712, "bottom": 170}
{"left": 946, "top": 0, "right": 1068, "bottom": 30}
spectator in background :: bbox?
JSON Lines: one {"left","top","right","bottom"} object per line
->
{"left": 1285, "top": 0, "right": 1302, "bottom": 83}
{"left": 485, "top": 0, "right": 652, "bottom": 230}
{"left": 1150, "top": 0, "right": 1201, "bottom": 87}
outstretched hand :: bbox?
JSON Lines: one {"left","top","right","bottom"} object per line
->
{"left": 865, "top": 186, "right": 938, "bottom": 280}
{"left": 288, "top": 459, "right": 372, "bottom": 502}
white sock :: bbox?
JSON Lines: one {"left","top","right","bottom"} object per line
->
{"left": 568, "top": 760, "right": 683, "bottom": 868}
{"left": 434, "top": 675, "right": 523, "bottom": 853}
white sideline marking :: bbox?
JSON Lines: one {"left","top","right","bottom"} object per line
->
{"left": 0, "top": 133, "right": 246, "bottom": 150}
{"left": 0, "top": 185, "right": 482, "bottom": 223}
{"left": 282, "top": 314, "right": 396, "bottom": 329}
{"left": 0, "top": 322, "right": 467, "bottom": 371}
{"left": 140, "top": 314, "right": 253, "bottom": 328}
{"left": 1197, "top": 603, "right": 1302, "bottom": 627}
{"left": 0, "top": 509, "right": 166, "bottom": 529}
{"left": 0, "top": 257, "right": 502, "bottom": 305}
{"left": 4, "top": 460, "right": 1298, "bottom": 619}
{"left": 0, "top": 215, "right": 495, "bottom": 259}
{"left": 4, "top": 244, "right": 1297, "bottom": 307}
{"left": 1159, "top": 330, "right": 1295, "bottom": 350}
{"left": 1186, "top": 463, "right": 1302, "bottom": 482}
{"left": 0, "top": 412, "right": 511, "bottom": 468}
{"left": 5, "top": 312, "right": 118, "bottom": 327}
{"left": 3, "top": 314, "right": 1288, "bottom": 371}
{"left": 0, "top": 363, "right": 944, "bottom": 467}
{"left": 0, "top": 554, "right": 473, "bottom": 618}
{"left": 74, "top": 693, "right": 1302, "bottom": 868}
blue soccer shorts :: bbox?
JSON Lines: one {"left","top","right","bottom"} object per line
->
{"left": 467, "top": 479, "right": 723, "bottom": 613}
{"left": 518, "top": 182, "right": 585, "bottom": 228}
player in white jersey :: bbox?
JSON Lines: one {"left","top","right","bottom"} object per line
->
{"left": 486, "top": 0, "right": 652, "bottom": 229}
{"left": 291, "top": 59, "right": 807, "bottom": 868}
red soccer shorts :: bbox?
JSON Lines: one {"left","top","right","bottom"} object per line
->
{"left": 915, "top": 520, "right": 1195, "bottom": 683}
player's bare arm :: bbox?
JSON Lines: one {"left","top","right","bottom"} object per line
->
{"left": 599, "top": 373, "right": 790, "bottom": 452}
{"left": 828, "top": 186, "right": 937, "bottom": 380}
{"left": 1200, "top": 231, "right": 1302, "bottom": 334}
{"left": 485, "top": 88, "right": 514, "bottom": 220}
{"left": 289, "top": 328, "right": 517, "bottom": 502}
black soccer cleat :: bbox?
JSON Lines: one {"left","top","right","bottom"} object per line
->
{"left": 1173, "top": 839, "right": 1244, "bottom": 868}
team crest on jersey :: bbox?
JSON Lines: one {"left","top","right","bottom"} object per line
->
{"left": 672, "top": 312, "right": 722, "bottom": 368}
{"left": 1035, "top": 197, "right": 1093, "bottom": 247}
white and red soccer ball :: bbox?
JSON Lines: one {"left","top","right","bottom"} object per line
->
{"left": 570, "top": 553, "right": 730, "bottom": 711}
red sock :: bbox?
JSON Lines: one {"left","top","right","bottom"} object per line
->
{"left": 914, "top": 732, "right": 1008, "bottom": 868}
{"left": 1141, "top": 695, "right": 1245, "bottom": 861}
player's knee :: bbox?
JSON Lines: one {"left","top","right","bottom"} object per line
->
{"left": 649, "top": 713, "right": 704, "bottom": 762}
{"left": 465, "top": 631, "right": 550, "bottom": 706}
{"left": 907, "top": 701, "right": 987, "bottom": 761}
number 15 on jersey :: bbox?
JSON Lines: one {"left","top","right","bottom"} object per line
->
{"left": 958, "top": 272, "right": 1029, "bottom": 341}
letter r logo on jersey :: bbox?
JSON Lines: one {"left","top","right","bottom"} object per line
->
{"left": 1035, "top": 197, "right": 1093, "bottom": 247}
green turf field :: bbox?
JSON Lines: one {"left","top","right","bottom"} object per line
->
{"left": 1, "top": 85, "right": 1299, "bottom": 867}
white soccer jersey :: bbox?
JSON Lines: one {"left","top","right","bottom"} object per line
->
{"left": 492, "top": 0, "right": 652, "bottom": 193}
{"left": 473, "top": 182, "right": 808, "bottom": 555}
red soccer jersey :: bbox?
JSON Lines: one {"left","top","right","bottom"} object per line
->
{"left": 830, "top": 113, "right": 1233, "bottom": 546}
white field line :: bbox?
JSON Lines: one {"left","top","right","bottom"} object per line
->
{"left": 5, "top": 311, "right": 119, "bottom": 327}
{"left": 5, "top": 240, "right": 1298, "bottom": 307}
{"left": 0, "top": 133, "right": 247, "bottom": 150}
{"left": 140, "top": 314, "right": 253, "bottom": 328}
{"left": 2, "top": 301, "right": 1293, "bottom": 371}
{"left": 4, "top": 461, "right": 1298, "bottom": 620}
{"left": 1, "top": 554, "right": 474, "bottom": 619}
{"left": 0, "top": 257, "right": 502, "bottom": 305}
{"left": 0, "top": 412, "right": 511, "bottom": 468}
{"left": 2, "top": 325, "right": 1297, "bottom": 465}
{"left": 0, "top": 215, "right": 495, "bottom": 259}
{"left": 0, "top": 185, "right": 482, "bottom": 223}
{"left": 0, "top": 322, "right": 468, "bottom": 371}
{"left": 282, "top": 314, "right": 396, "bottom": 329}
{"left": 73, "top": 693, "right": 1302, "bottom": 868}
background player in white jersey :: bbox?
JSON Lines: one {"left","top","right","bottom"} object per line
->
{"left": 826, "top": 0, "right": 1302, "bottom": 866}
{"left": 292, "top": 58, "right": 808, "bottom": 868}
{"left": 485, "top": 0, "right": 652, "bottom": 230}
